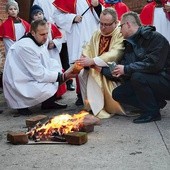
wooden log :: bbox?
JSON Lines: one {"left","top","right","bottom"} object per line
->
{"left": 7, "top": 132, "right": 28, "bottom": 144}
{"left": 64, "top": 132, "right": 88, "bottom": 145}
{"left": 25, "top": 115, "right": 48, "bottom": 128}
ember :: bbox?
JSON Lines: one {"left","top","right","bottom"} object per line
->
{"left": 27, "top": 111, "right": 90, "bottom": 141}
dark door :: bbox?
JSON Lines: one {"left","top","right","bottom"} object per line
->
{"left": 15, "top": 0, "right": 34, "bottom": 23}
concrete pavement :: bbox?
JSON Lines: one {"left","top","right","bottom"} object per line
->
{"left": 0, "top": 88, "right": 170, "bottom": 170}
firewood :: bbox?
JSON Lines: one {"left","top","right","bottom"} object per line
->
{"left": 64, "top": 132, "right": 88, "bottom": 145}
{"left": 25, "top": 115, "right": 48, "bottom": 128}
{"left": 7, "top": 132, "right": 28, "bottom": 144}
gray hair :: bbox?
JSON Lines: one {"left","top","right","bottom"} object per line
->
{"left": 121, "top": 11, "right": 142, "bottom": 27}
{"left": 101, "top": 8, "right": 118, "bottom": 22}
{"left": 6, "top": 0, "right": 19, "bottom": 12}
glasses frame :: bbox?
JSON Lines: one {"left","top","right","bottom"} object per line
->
{"left": 119, "top": 23, "right": 126, "bottom": 28}
{"left": 99, "top": 21, "right": 115, "bottom": 27}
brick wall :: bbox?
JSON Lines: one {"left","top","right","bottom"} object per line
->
{"left": 123, "top": 0, "right": 147, "bottom": 13}
{"left": 0, "top": 0, "right": 7, "bottom": 72}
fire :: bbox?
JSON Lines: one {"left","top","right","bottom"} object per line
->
{"left": 27, "top": 111, "right": 89, "bottom": 141}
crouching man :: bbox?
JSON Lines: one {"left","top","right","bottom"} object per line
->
{"left": 3, "top": 19, "right": 77, "bottom": 116}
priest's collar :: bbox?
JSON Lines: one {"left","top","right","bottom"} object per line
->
{"left": 22, "top": 33, "right": 42, "bottom": 46}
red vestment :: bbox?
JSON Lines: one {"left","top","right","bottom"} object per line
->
{"left": 0, "top": 16, "right": 30, "bottom": 41}
{"left": 52, "top": 0, "right": 104, "bottom": 13}
{"left": 104, "top": 2, "right": 130, "bottom": 20}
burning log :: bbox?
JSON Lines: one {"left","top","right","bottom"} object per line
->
{"left": 7, "top": 132, "right": 28, "bottom": 144}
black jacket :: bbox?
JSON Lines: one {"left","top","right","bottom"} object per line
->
{"left": 122, "top": 26, "right": 170, "bottom": 79}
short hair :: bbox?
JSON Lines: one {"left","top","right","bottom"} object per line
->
{"left": 6, "top": 0, "right": 19, "bottom": 12}
{"left": 121, "top": 11, "right": 142, "bottom": 27}
{"left": 101, "top": 8, "right": 118, "bottom": 22}
{"left": 30, "top": 19, "right": 47, "bottom": 32}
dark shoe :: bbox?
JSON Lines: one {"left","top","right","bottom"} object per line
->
{"left": 67, "top": 84, "right": 75, "bottom": 91}
{"left": 75, "top": 94, "right": 83, "bottom": 106}
{"left": 41, "top": 101, "right": 67, "bottom": 110}
{"left": 17, "top": 108, "right": 33, "bottom": 116}
{"left": 0, "top": 110, "right": 3, "bottom": 114}
{"left": 133, "top": 113, "right": 161, "bottom": 124}
{"left": 159, "top": 100, "right": 167, "bottom": 109}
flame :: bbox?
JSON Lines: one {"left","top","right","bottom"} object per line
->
{"left": 27, "top": 111, "right": 89, "bottom": 141}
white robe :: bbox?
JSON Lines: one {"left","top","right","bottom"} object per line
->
{"left": 33, "top": 0, "right": 55, "bottom": 23}
{"left": 53, "top": 0, "right": 99, "bottom": 63}
{"left": 153, "top": 7, "right": 170, "bottom": 43}
{"left": 3, "top": 37, "right": 60, "bottom": 109}
{"left": 46, "top": 23, "right": 62, "bottom": 69}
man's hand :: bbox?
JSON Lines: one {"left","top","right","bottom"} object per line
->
{"left": 73, "top": 15, "right": 82, "bottom": 23}
{"left": 112, "top": 65, "right": 124, "bottom": 77}
{"left": 48, "top": 40, "right": 55, "bottom": 49}
{"left": 76, "top": 55, "right": 95, "bottom": 67}
{"left": 164, "top": 4, "right": 170, "bottom": 12}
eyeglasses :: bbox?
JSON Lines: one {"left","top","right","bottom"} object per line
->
{"left": 99, "top": 21, "right": 115, "bottom": 27}
{"left": 119, "top": 23, "right": 126, "bottom": 28}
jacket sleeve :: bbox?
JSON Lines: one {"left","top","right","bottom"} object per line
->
{"left": 124, "top": 32, "right": 170, "bottom": 75}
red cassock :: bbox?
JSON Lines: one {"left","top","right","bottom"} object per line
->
{"left": 104, "top": 2, "right": 130, "bottom": 20}
{"left": 0, "top": 16, "right": 30, "bottom": 41}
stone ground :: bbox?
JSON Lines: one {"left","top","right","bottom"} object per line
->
{"left": 0, "top": 86, "right": 170, "bottom": 170}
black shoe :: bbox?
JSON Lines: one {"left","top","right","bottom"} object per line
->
{"left": 159, "top": 100, "right": 167, "bottom": 109}
{"left": 0, "top": 110, "right": 3, "bottom": 114}
{"left": 41, "top": 101, "right": 67, "bottom": 110}
{"left": 75, "top": 94, "right": 83, "bottom": 106}
{"left": 133, "top": 113, "right": 161, "bottom": 124}
{"left": 67, "top": 83, "right": 75, "bottom": 91}
{"left": 17, "top": 108, "right": 33, "bottom": 116}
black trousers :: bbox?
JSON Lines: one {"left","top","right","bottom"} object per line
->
{"left": 112, "top": 72, "right": 170, "bottom": 116}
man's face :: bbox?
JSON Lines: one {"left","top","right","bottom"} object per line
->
{"left": 7, "top": 5, "right": 18, "bottom": 18}
{"left": 99, "top": 13, "right": 117, "bottom": 35}
{"left": 119, "top": 21, "right": 129, "bottom": 39}
{"left": 31, "top": 24, "right": 49, "bottom": 45}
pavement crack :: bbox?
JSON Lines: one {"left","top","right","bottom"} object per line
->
{"left": 155, "top": 121, "right": 170, "bottom": 155}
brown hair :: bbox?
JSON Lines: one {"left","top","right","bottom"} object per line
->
{"left": 30, "top": 19, "right": 47, "bottom": 32}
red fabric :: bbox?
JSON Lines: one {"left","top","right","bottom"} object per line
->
{"left": 104, "top": 2, "right": 130, "bottom": 20}
{"left": 50, "top": 23, "right": 62, "bottom": 39}
{"left": 55, "top": 83, "right": 67, "bottom": 98}
{"left": 55, "top": 70, "right": 67, "bottom": 98}
{"left": 140, "top": 2, "right": 156, "bottom": 25}
{"left": 53, "top": 0, "right": 103, "bottom": 14}
{"left": 0, "top": 16, "right": 30, "bottom": 41}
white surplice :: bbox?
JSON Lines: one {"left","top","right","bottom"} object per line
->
{"left": 3, "top": 37, "right": 60, "bottom": 109}
{"left": 153, "top": 7, "right": 170, "bottom": 43}
{"left": 53, "top": 0, "right": 100, "bottom": 63}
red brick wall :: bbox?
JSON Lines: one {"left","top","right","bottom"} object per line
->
{"left": 0, "top": 0, "right": 8, "bottom": 72}
{"left": 123, "top": 0, "right": 147, "bottom": 13}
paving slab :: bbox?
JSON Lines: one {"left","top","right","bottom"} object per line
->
{"left": 0, "top": 88, "right": 170, "bottom": 170}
